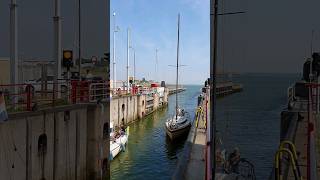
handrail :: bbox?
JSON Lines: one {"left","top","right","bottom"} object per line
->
{"left": 1, "top": 80, "right": 111, "bottom": 112}
{"left": 274, "top": 147, "right": 303, "bottom": 180}
{"left": 279, "top": 141, "right": 302, "bottom": 179}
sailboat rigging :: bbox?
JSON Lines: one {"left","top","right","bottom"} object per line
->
{"left": 165, "top": 13, "right": 192, "bottom": 140}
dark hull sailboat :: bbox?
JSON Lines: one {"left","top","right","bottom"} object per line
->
{"left": 165, "top": 14, "right": 191, "bottom": 140}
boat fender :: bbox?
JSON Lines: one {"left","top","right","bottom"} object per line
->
{"left": 109, "top": 153, "right": 114, "bottom": 161}
{"left": 121, "top": 143, "right": 126, "bottom": 152}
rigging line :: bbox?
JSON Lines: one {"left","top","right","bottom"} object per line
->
{"left": 8, "top": 120, "right": 26, "bottom": 165}
{"left": 0, "top": 125, "right": 13, "bottom": 180}
{"left": 5, "top": 122, "right": 16, "bottom": 172}
{"left": 67, "top": 120, "right": 71, "bottom": 179}
{"left": 64, "top": 120, "right": 69, "bottom": 179}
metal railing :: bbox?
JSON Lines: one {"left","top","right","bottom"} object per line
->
{"left": 0, "top": 80, "right": 110, "bottom": 112}
{"left": 306, "top": 83, "right": 318, "bottom": 180}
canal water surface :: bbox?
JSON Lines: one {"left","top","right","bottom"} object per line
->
{"left": 111, "top": 74, "right": 299, "bottom": 180}
{"left": 111, "top": 85, "right": 201, "bottom": 180}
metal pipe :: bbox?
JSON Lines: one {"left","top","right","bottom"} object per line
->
{"left": 53, "top": 0, "right": 62, "bottom": 98}
{"left": 129, "top": 46, "right": 135, "bottom": 87}
{"left": 155, "top": 48, "right": 158, "bottom": 82}
{"left": 210, "top": 0, "right": 219, "bottom": 178}
{"left": 133, "top": 49, "right": 136, "bottom": 85}
{"left": 78, "top": 0, "right": 81, "bottom": 76}
{"left": 10, "top": 0, "right": 18, "bottom": 104}
{"left": 113, "top": 12, "right": 117, "bottom": 90}
{"left": 127, "top": 28, "right": 130, "bottom": 93}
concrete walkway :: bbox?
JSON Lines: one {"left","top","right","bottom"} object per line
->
{"left": 286, "top": 112, "right": 320, "bottom": 179}
{"left": 185, "top": 122, "right": 207, "bottom": 180}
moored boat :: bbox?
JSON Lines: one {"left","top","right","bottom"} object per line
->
{"left": 164, "top": 14, "right": 191, "bottom": 140}
{"left": 165, "top": 108, "right": 191, "bottom": 140}
{"left": 109, "top": 122, "right": 129, "bottom": 160}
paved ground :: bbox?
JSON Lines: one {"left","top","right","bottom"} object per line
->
{"left": 184, "top": 100, "right": 208, "bottom": 180}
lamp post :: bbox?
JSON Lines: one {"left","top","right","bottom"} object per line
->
{"left": 129, "top": 46, "right": 136, "bottom": 86}
{"left": 155, "top": 48, "right": 158, "bottom": 83}
{"left": 113, "top": 12, "right": 119, "bottom": 90}
{"left": 126, "top": 28, "right": 130, "bottom": 93}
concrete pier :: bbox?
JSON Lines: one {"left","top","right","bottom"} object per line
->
{"left": 172, "top": 82, "right": 243, "bottom": 179}
{"left": 168, "top": 88, "right": 186, "bottom": 95}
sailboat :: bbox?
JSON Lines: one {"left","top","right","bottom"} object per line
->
{"left": 109, "top": 121, "right": 129, "bottom": 160}
{"left": 165, "top": 14, "right": 192, "bottom": 140}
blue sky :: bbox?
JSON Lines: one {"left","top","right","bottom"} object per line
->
{"left": 111, "top": 0, "right": 210, "bottom": 85}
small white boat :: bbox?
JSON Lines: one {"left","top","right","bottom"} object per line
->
{"left": 165, "top": 108, "right": 191, "bottom": 140}
{"left": 109, "top": 122, "right": 129, "bottom": 160}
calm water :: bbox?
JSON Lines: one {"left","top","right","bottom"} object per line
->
{"left": 111, "top": 74, "right": 300, "bottom": 180}
{"left": 110, "top": 85, "right": 200, "bottom": 180}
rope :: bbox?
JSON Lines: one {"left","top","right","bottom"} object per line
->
{"left": 65, "top": 119, "right": 71, "bottom": 179}
{"left": 8, "top": 121, "right": 26, "bottom": 166}
{"left": 0, "top": 125, "right": 13, "bottom": 180}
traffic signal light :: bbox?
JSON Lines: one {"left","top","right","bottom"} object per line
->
{"left": 62, "top": 50, "right": 73, "bottom": 70}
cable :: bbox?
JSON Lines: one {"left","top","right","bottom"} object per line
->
{"left": 0, "top": 125, "right": 13, "bottom": 180}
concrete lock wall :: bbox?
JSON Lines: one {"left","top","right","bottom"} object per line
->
{"left": 0, "top": 88, "right": 169, "bottom": 180}
{"left": 137, "top": 95, "right": 146, "bottom": 119}
{"left": 110, "top": 89, "right": 169, "bottom": 128}
{"left": 0, "top": 103, "right": 110, "bottom": 180}
{"left": 110, "top": 95, "right": 144, "bottom": 128}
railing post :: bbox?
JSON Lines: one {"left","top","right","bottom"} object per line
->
{"left": 79, "top": 81, "right": 84, "bottom": 102}
{"left": 71, "top": 80, "right": 77, "bottom": 104}
{"left": 26, "top": 84, "right": 32, "bottom": 111}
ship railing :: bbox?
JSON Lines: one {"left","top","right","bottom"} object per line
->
{"left": 306, "top": 83, "right": 319, "bottom": 180}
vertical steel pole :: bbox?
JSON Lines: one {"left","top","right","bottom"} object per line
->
{"left": 53, "top": 0, "right": 62, "bottom": 99}
{"left": 210, "top": 0, "right": 219, "bottom": 178}
{"left": 155, "top": 48, "right": 158, "bottom": 82}
{"left": 127, "top": 28, "right": 130, "bottom": 93}
{"left": 78, "top": 0, "right": 81, "bottom": 76}
{"left": 113, "top": 12, "right": 116, "bottom": 90}
{"left": 133, "top": 50, "right": 136, "bottom": 85}
{"left": 10, "top": 0, "right": 18, "bottom": 104}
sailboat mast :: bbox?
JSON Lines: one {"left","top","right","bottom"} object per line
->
{"left": 176, "top": 14, "right": 180, "bottom": 120}
{"left": 211, "top": 0, "right": 218, "bottom": 178}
